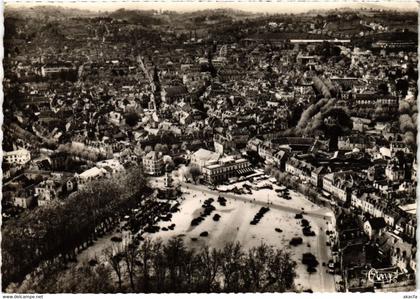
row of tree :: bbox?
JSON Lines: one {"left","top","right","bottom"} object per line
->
{"left": 312, "top": 76, "right": 333, "bottom": 99}
{"left": 57, "top": 142, "right": 110, "bottom": 162}
{"left": 12, "top": 238, "right": 297, "bottom": 293}
{"left": 265, "top": 166, "right": 333, "bottom": 209}
{"left": 398, "top": 93, "right": 417, "bottom": 147}
{"left": 292, "top": 97, "right": 353, "bottom": 147}
{"left": 2, "top": 166, "right": 148, "bottom": 290}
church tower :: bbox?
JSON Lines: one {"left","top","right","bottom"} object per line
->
{"left": 164, "top": 164, "right": 173, "bottom": 189}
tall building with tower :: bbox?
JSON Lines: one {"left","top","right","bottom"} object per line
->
{"left": 164, "top": 164, "right": 173, "bottom": 189}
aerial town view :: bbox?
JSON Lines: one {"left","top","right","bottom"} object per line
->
{"left": 1, "top": 1, "right": 418, "bottom": 294}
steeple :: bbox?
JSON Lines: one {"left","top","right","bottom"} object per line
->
{"left": 164, "top": 164, "right": 173, "bottom": 189}
{"left": 153, "top": 65, "right": 161, "bottom": 92}
{"left": 148, "top": 93, "right": 156, "bottom": 111}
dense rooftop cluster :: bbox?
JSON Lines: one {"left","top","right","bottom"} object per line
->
{"left": 2, "top": 6, "right": 418, "bottom": 292}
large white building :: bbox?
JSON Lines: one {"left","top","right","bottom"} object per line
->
{"left": 190, "top": 148, "right": 220, "bottom": 171}
{"left": 76, "top": 159, "right": 126, "bottom": 189}
{"left": 76, "top": 167, "right": 108, "bottom": 188}
{"left": 41, "top": 62, "right": 76, "bottom": 77}
{"left": 142, "top": 151, "right": 164, "bottom": 176}
{"left": 96, "top": 159, "right": 125, "bottom": 176}
{"left": 202, "top": 156, "right": 252, "bottom": 184}
{"left": 3, "top": 149, "right": 31, "bottom": 165}
{"left": 322, "top": 171, "right": 356, "bottom": 202}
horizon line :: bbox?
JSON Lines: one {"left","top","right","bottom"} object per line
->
{"left": 4, "top": 0, "right": 419, "bottom": 14}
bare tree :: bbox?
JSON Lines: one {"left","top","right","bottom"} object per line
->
{"left": 104, "top": 246, "right": 124, "bottom": 290}
{"left": 180, "top": 248, "right": 197, "bottom": 292}
{"left": 263, "top": 249, "right": 296, "bottom": 292}
{"left": 246, "top": 244, "right": 270, "bottom": 291}
{"left": 163, "top": 237, "right": 187, "bottom": 292}
{"left": 220, "top": 242, "right": 243, "bottom": 292}
{"left": 196, "top": 246, "right": 222, "bottom": 292}
{"left": 151, "top": 240, "right": 166, "bottom": 292}
{"left": 122, "top": 243, "right": 139, "bottom": 291}
{"left": 138, "top": 238, "right": 153, "bottom": 292}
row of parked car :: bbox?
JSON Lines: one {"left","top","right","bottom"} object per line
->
{"left": 250, "top": 207, "right": 270, "bottom": 225}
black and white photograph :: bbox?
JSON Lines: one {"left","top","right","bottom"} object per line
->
{"left": 1, "top": 0, "right": 418, "bottom": 294}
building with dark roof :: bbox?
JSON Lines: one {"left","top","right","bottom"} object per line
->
{"left": 364, "top": 217, "right": 387, "bottom": 239}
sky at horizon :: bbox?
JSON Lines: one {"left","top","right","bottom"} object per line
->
{"left": 4, "top": 0, "right": 419, "bottom": 13}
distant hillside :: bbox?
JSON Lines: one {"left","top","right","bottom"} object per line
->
{"left": 4, "top": 5, "right": 98, "bottom": 19}
{"left": 248, "top": 32, "right": 332, "bottom": 41}
{"left": 360, "top": 31, "right": 418, "bottom": 42}
{"left": 352, "top": 30, "right": 418, "bottom": 49}
{"left": 108, "top": 9, "right": 166, "bottom": 25}
{"left": 307, "top": 2, "right": 418, "bottom": 14}
{"left": 183, "top": 8, "right": 258, "bottom": 18}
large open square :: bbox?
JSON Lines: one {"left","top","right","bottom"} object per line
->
{"left": 147, "top": 175, "right": 337, "bottom": 292}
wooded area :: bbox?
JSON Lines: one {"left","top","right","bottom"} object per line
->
{"left": 10, "top": 238, "right": 297, "bottom": 293}
{"left": 2, "top": 166, "right": 148, "bottom": 289}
